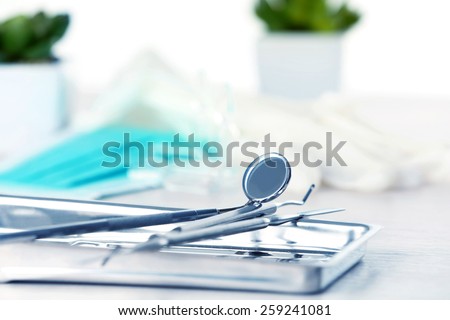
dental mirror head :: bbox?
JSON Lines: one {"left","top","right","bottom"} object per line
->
{"left": 242, "top": 153, "right": 291, "bottom": 204}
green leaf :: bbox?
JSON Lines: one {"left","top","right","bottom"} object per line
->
{"left": 0, "top": 12, "right": 70, "bottom": 62}
{"left": 285, "top": 0, "right": 312, "bottom": 26}
{"left": 30, "top": 11, "right": 53, "bottom": 40}
{"left": 0, "top": 52, "right": 8, "bottom": 63}
{"left": 49, "top": 14, "right": 70, "bottom": 44}
{"left": 255, "top": 0, "right": 289, "bottom": 31}
{"left": 335, "top": 4, "right": 360, "bottom": 30}
{"left": 255, "top": 0, "right": 360, "bottom": 32}
{"left": 0, "top": 15, "right": 33, "bottom": 56}
{"left": 22, "top": 40, "right": 53, "bottom": 61}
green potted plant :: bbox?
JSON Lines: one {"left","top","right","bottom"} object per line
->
{"left": 0, "top": 11, "right": 70, "bottom": 154}
{"left": 255, "top": 0, "right": 360, "bottom": 100}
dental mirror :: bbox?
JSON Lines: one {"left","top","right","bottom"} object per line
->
{"left": 242, "top": 153, "right": 291, "bottom": 204}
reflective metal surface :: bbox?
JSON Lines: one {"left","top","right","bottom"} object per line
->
{"left": 0, "top": 218, "right": 379, "bottom": 294}
{"left": 242, "top": 153, "right": 291, "bottom": 203}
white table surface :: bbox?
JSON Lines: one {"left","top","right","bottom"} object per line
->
{"left": 0, "top": 183, "right": 449, "bottom": 300}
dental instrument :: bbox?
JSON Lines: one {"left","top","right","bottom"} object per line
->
{"left": 0, "top": 153, "right": 292, "bottom": 243}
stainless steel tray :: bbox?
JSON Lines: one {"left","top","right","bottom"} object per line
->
{"left": 0, "top": 216, "right": 379, "bottom": 294}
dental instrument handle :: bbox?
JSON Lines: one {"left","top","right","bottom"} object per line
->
{"left": 0, "top": 208, "right": 220, "bottom": 244}
{"left": 0, "top": 193, "right": 183, "bottom": 216}
{"left": 113, "top": 208, "right": 344, "bottom": 256}
{"left": 101, "top": 207, "right": 344, "bottom": 266}
{"left": 132, "top": 217, "right": 271, "bottom": 252}
{"left": 171, "top": 203, "right": 268, "bottom": 233}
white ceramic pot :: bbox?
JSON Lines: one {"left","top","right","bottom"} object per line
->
{"left": 0, "top": 63, "right": 66, "bottom": 154}
{"left": 257, "top": 33, "right": 342, "bottom": 100}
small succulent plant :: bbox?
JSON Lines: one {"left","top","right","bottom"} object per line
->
{"left": 0, "top": 11, "right": 70, "bottom": 63}
{"left": 255, "top": 0, "right": 360, "bottom": 32}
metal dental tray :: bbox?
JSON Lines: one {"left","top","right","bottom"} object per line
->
{"left": 0, "top": 211, "right": 379, "bottom": 294}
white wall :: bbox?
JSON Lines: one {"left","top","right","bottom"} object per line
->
{"left": 1, "top": 0, "right": 449, "bottom": 98}
{"left": 344, "top": 0, "right": 450, "bottom": 98}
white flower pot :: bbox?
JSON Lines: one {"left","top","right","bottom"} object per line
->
{"left": 0, "top": 64, "right": 66, "bottom": 154}
{"left": 257, "top": 33, "right": 342, "bottom": 100}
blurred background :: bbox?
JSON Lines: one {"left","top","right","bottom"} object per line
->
{"left": 0, "top": 0, "right": 449, "bottom": 199}
{"left": 1, "top": 0, "right": 449, "bottom": 97}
